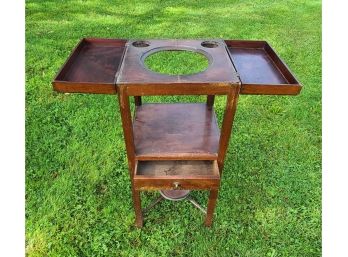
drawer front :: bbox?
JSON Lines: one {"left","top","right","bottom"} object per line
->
{"left": 133, "top": 177, "right": 220, "bottom": 191}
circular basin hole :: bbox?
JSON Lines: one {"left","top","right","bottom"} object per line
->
{"left": 132, "top": 40, "right": 150, "bottom": 47}
{"left": 144, "top": 50, "right": 209, "bottom": 76}
{"left": 201, "top": 41, "right": 219, "bottom": 48}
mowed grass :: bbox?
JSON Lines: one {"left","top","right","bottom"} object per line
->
{"left": 144, "top": 50, "right": 209, "bottom": 75}
{"left": 25, "top": 0, "right": 321, "bottom": 256}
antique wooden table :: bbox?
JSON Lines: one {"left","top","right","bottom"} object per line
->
{"left": 53, "top": 38, "right": 302, "bottom": 227}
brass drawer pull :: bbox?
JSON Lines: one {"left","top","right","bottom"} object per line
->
{"left": 173, "top": 182, "right": 181, "bottom": 190}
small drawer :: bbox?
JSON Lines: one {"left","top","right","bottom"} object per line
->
{"left": 133, "top": 160, "right": 220, "bottom": 190}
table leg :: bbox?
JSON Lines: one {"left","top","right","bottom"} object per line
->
{"left": 134, "top": 96, "right": 142, "bottom": 106}
{"left": 132, "top": 187, "right": 143, "bottom": 228}
{"left": 206, "top": 95, "right": 215, "bottom": 109}
{"left": 204, "top": 189, "right": 218, "bottom": 227}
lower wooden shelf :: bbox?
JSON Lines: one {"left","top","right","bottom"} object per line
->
{"left": 133, "top": 103, "right": 220, "bottom": 160}
{"left": 134, "top": 160, "right": 220, "bottom": 190}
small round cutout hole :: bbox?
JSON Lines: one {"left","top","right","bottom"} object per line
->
{"left": 132, "top": 40, "right": 150, "bottom": 47}
{"left": 201, "top": 41, "right": 219, "bottom": 48}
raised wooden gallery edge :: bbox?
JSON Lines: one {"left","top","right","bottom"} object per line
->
{"left": 225, "top": 40, "right": 302, "bottom": 95}
{"left": 52, "top": 38, "right": 302, "bottom": 96}
{"left": 53, "top": 38, "right": 126, "bottom": 94}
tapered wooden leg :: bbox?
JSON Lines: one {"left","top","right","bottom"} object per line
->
{"left": 206, "top": 95, "right": 215, "bottom": 109}
{"left": 204, "top": 189, "right": 218, "bottom": 227}
{"left": 134, "top": 96, "right": 142, "bottom": 106}
{"left": 131, "top": 188, "right": 143, "bottom": 228}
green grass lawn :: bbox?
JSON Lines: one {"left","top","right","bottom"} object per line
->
{"left": 25, "top": 0, "right": 321, "bottom": 256}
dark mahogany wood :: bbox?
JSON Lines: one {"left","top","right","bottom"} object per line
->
{"left": 52, "top": 38, "right": 302, "bottom": 96}
{"left": 225, "top": 40, "right": 302, "bottom": 95}
{"left": 134, "top": 96, "right": 142, "bottom": 106}
{"left": 117, "top": 39, "right": 240, "bottom": 86}
{"left": 133, "top": 103, "right": 220, "bottom": 160}
{"left": 134, "top": 175, "right": 220, "bottom": 191}
{"left": 53, "top": 38, "right": 126, "bottom": 94}
{"left": 206, "top": 95, "right": 215, "bottom": 108}
{"left": 118, "top": 86, "right": 136, "bottom": 174}
{"left": 131, "top": 187, "right": 143, "bottom": 228}
{"left": 205, "top": 189, "right": 218, "bottom": 227}
{"left": 134, "top": 160, "right": 220, "bottom": 190}
{"left": 125, "top": 83, "right": 233, "bottom": 96}
{"left": 52, "top": 38, "right": 303, "bottom": 228}
{"left": 115, "top": 36, "right": 242, "bottom": 226}
{"left": 217, "top": 85, "right": 241, "bottom": 172}
{"left": 118, "top": 85, "right": 144, "bottom": 227}
{"left": 136, "top": 160, "right": 219, "bottom": 176}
